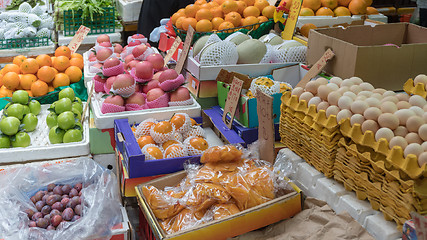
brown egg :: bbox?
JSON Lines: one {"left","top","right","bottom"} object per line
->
{"left": 395, "top": 109, "right": 416, "bottom": 125}
{"left": 337, "top": 109, "right": 352, "bottom": 124}
{"left": 329, "top": 77, "right": 343, "bottom": 87}
{"left": 349, "top": 77, "right": 363, "bottom": 85}
{"left": 318, "top": 85, "right": 333, "bottom": 101}
{"left": 397, "top": 101, "right": 411, "bottom": 109}
{"left": 361, "top": 120, "right": 379, "bottom": 134}
{"left": 365, "top": 97, "right": 381, "bottom": 108}
{"left": 393, "top": 126, "right": 409, "bottom": 137}
{"left": 405, "top": 132, "right": 423, "bottom": 144}
{"left": 315, "top": 78, "right": 329, "bottom": 86}
{"left": 378, "top": 113, "right": 399, "bottom": 130}
{"left": 305, "top": 81, "right": 320, "bottom": 95}
{"left": 350, "top": 85, "right": 362, "bottom": 94}
{"left": 380, "top": 101, "right": 398, "bottom": 113}
{"left": 364, "top": 107, "right": 382, "bottom": 121}
{"left": 291, "top": 87, "right": 304, "bottom": 97}
{"left": 418, "top": 152, "right": 427, "bottom": 167}
{"left": 409, "top": 95, "right": 427, "bottom": 108}
{"left": 406, "top": 116, "right": 424, "bottom": 132}
{"left": 327, "top": 91, "right": 342, "bottom": 106}
{"left": 396, "top": 93, "right": 410, "bottom": 102}
{"left": 338, "top": 96, "right": 353, "bottom": 110}
{"left": 422, "top": 142, "right": 427, "bottom": 151}
{"left": 404, "top": 143, "right": 423, "bottom": 158}
{"left": 308, "top": 96, "right": 322, "bottom": 107}
{"left": 350, "top": 114, "right": 365, "bottom": 126}
{"left": 424, "top": 105, "right": 427, "bottom": 112}
{"left": 375, "top": 128, "right": 394, "bottom": 142}
{"left": 317, "top": 101, "right": 330, "bottom": 111}
{"left": 418, "top": 124, "right": 427, "bottom": 141}
{"left": 326, "top": 105, "right": 340, "bottom": 118}
{"left": 351, "top": 100, "right": 369, "bottom": 114}
{"left": 372, "top": 88, "right": 386, "bottom": 94}
{"left": 359, "top": 82, "right": 374, "bottom": 91}
{"left": 300, "top": 92, "right": 314, "bottom": 103}
{"left": 343, "top": 91, "right": 357, "bottom": 100}
{"left": 381, "top": 96, "right": 399, "bottom": 104}
{"left": 389, "top": 136, "right": 408, "bottom": 150}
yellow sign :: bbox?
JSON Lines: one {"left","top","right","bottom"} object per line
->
{"left": 282, "top": 0, "right": 302, "bottom": 40}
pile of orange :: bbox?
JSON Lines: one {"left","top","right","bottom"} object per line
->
{"left": 170, "top": 0, "right": 276, "bottom": 32}
{"left": 0, "top": 46, "right": 83, "bottom": 98}
{"left": 280, "top": 0, "right": 378, "bottom": 17}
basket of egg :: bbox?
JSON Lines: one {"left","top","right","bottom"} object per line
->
{"left": 282, "top": 76, "right": 427, "bottom": 228}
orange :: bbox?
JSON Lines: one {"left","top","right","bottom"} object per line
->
{"left": 37, "top": 66, "right": 55, "bottom": 83}
{"left": 2, "top": 72, "right": 20, "bottom": 90}
{"left": 184, "top": 4, "right": 200, "bottom": 18}
{"left": 364, "top": 0, "right": 372, "bottom": 6}
{"left": 164, "top": 145, "right": 183, "bottom": 158}
{"left": 70, "top": 57, "right": 84, "bottom": 70}
{"left": 302, "top": 0, "right": 321, "bottom": 11}
{"left": 30, "top": 80, "right": 48, "bottom": 97}
{"left": 210, "top": 7, "right": 224, "bottom": 18}
{"left": 242, "top": 16, "right": 259, "bottom": 29}
{"left": 0, "top": 86, "right": 12, "bottom": 97}
{"left": 243, "top": 0, "right": 255, "bottom": 6}
{"left": 321, "top": 0, "right": 338, "bottom": 9}
{"left": 225, "top": 12, "right": 242, "bottom": 27}
{"left": 191, "top": 118, "right": 198, "bottom": 126}
{"left": 35, "top": 54, "right": 52, "bottom": 67}
{"left": 195, "top": 0, "right": 207, "bottom": 4}
{"left": 316, "top": 7, "right": 334, "bottom": 16}
{"left": 196, "top": 19, "right": 213, "bottom": 32}
{"left": 20, "top": 74, "right": 37, "bottom": 90}
{"left": 366, "top": 6, "right": 378, "bottom": 14}
{"left": 300, "top": 7, "right": 315, "bottom": 15}
{"left": 13, "top": 55, "right": 27, "bottom": 67}
{"left": 221, "top": 0, "right": 239, "bottom": 14}
{"left": 182, "top": 17, "right": 198, "bottom": 31}
{"left": 279, "top": 0, "right": 293, "bottom": 12}
{"left": 262, "top": 5, "right": 275, "bottom": 18}
{"left": 20, "top": 58, "right": 39, "bottom": 74}
{"left": 190, "top": 137, "right": 209, "bottom": 151}
{"left": 153, "top": 121, "right": 173, "bottom": 134}
{"left": 3, "top": 64, "right": 21, "bottom": 74}
{"left": 65, "top": 66, "right": 82, "bottom": 83}
{"left": 137, "top": 135, "right": 156, "bottom": 148}
{"left": 334, "top": 6, "right": 351, "bottom": 16}
{"left": 52, "top": 73, "right": 70, "bottom": 88}
{"left": 254, "top": 0, "right": 269, "bottom": 12}
{"left": 176, "top": 16, "right": 186, "bottom": 29}
{"left": 177, "top": 8, "right": 186, "bottom": 15}
{"left": 212, "top": 17, "right": 225, "bottom": 29}
{"left": 53, "top": 56, "right": 70, "bottom": 72}
{"left": 258, "top": 15, "right": 268, "bottom": 22}
{"left": 208, "top": 1, "right": 219, "bottom": 8}
{"left": 236, "top": 1, "right": 247, "bottom": 15}
{"left": 200, "top": 3, "right": 210, "bottom": 9}
{"left": 213, "top": 0, "right": 225, "bottom": 6}
{"left": 55, "top": 46, "right": 71, "bottom": 59}
{"left": 0, "top": 74, "right": 2, "bottom": 87}
{"left": 171, "top": 12, "right": 185, "bottom": 25}
{"left": 300, "top": 23, "right": 317, "bottom": 37}
{"left": 243, "top": 6, "right": 260, "bottom": 17}
{"left": 26, "top": 90, "right": 33, "bottom": 97}
{"left": 348, "top": 0, "right": 367, "bottom": 14}
{"left": 48, "top": 85, "right": 55, "bottom": 93}
{"left": 162, "top": 140, "right": 180, "bottom": 149}
{"left": 196, "top": 8, "right": 213, "bottom": 21}
{"left": 338, "top": 0, "right": 351, "bottom": 6}
{"left": 218, "top": 21, "right": 235, "bottom": 32}
{"left": 146, "top": 146, "right": 163, "bottom": 159}
{"left": 71, "top": 53, "right": 83, "bottom": 59}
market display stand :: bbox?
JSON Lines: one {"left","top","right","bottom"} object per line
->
{"left": 58, "top": 30, "right": 122, "bottom": 54}
{"left": 0, "top": 45, "right": 55, "bottom": 64}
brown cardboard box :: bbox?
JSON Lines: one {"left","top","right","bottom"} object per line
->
{"left": 307, "top": 23, "right": 427, "bottom": 91}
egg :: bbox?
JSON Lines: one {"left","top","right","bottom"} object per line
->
{"left": 405, "top": 132, "right": 423, "bottom": 144}
{"left": 308, "top": 96, "right": 322, "bottom": 107}
{"left": 414, "top": 74, "right": 427, "bottom": 85}
{"left": 315, "top": 78, "right": 329, "bottom": 86}
{"left": 350, "top": 114, "right": 365, "bottom": 126}
{"left": 356, "top": 95, "right": 367, "bottom": 101}
{"left": 404, "top": 143, "right": 423, "bottom": 158}
{"left": 375, "top": 128, "right": 394, "bottom": 142}
{"left": 424, "top": 112, "right": 427, "bottom": 123}
{"left": 396, "top": 93, "right": 410, "bottom": 102}
{"left": 394, "top": 126, "right": 409, "bottom": 137}
{"left": 326, "top": 105, "right": 340, "bottom": 118}
{"left": 317, "top": 101, "right": 330, "bottom": 111}
{"left": 371, "top": 93, "right": 383, "bottom": 100}
{"left": 327, "top": 91, "right": 342, "bottom": 106}
{"left": 424, "top": 105, "right": 427, "bottom": 112}
{"left": 341, "top": 79, "right": 354, "bottom": 87}
{"left": 361, "top": 120, "right": 379, "bottom": 134}
{"left": 337, "top": 96, "right": 353, "bottom": 110}
{"left": 338, "top": 86, "right": 350, "bottom": 95}
{"left": 389, "top": 136, "right": 408, "bottom": 150}
{"left": 349, "top": 77, "right": 363, "bottom": 85}
{"left": 419, "top": 124, "right": 427, "bottom": 141}
{"left": 364, "top": 107, "right": 382, "bottom": 121}
{"left": 422, "top": 142, "right": 427, "bottom": 151}
{"left": 409, "top": 95, "right": 427, "bottom": 108}
{"left": 291, "top": 87, "right": 304, "bottom": 97}
{"left": 305, "top": 81, "right": 320, "bottom": 95}
{"left": 378, "top": 113, "right": 399, "bottom": 130}
{"left": 337, "top": 109, "right": 352, "bottom": 124}
{"left": 380, "top": 101, "right": 397, "bottom": 113}
{"left": 359, "top": 82, "right": 374, "bottom": 91}
{"left": 300, "top": 92, "right": 314, "bottom": 103}
{"left": 381, "top": 96, "right": 399, "bottom": 104}
{"left": 343, "top": 91, "right": 357, "bottom": 100}
{"left": 418, "top": 152, "right": 427, "bottom": 167}
{"left": 318, "top": 85, "right": 333, "bottom": 101}
{"left": 358, "top": 90, "right": 372, "bottom": 98}
{"left": 350, "top": 85, "right": 362, "bottom": 94}
{"left": 372, "top": 88, "right": 386, "bottom": 94}
{"left": 397, "top": 101, "right": 411, "bottom": 109}
{"left": 406, "top": 116, "right": 424, "bottom": 132}
{"left": 351, "top": 100, "right": 369, "bottom": 114}
{"left": 383, "top": 91, "right": 396, "bottom": 97}
{"left": 395, "top": 109, "right": 416, "bottom": 125}
{"left": 329, "top": 77, "right": 343, "bottom": 87}
{"left": 365, "top": 97, "right": 381, "bottom": 108}
{"left": 326, "top": 83, "right": 339, "bottom": 91}
{"left": 409, "top": 106, "right": 424, "bottom": 117}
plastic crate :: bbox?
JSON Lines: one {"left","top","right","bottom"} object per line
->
{"left": 63, "top": 7, "right": 115, "bottom": 36}
{"left": 0, "top": 37, "right": 49, "bottom": 49}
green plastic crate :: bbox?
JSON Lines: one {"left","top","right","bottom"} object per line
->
{"left": 63, "top": 7, "right": 115, "bottom": 36}
{"left": 0, "top": 37, "right": 50, "bottom": 49}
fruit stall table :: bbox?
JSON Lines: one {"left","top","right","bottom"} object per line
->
{"left": 0, "top": 45, "right": 55, "bottom": 64}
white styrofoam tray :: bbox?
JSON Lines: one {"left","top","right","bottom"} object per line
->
{"left": 0, "top": 45, "right": 55, "bottom": 59}
{"left": 88, "top": 81, "right": 202, "bottom": 129}
{"left": 58, "top": 30, "right": 122, "bottom": 46}
{"left": 295, "top": 13, "right": 388, "bottom": 28}
{"left": 0, "top": 104, "right": 90, "bottom": 164}
{"left": 116, "top": 0, "right": 143, "bottom": 23}
{"left": 83, "top": 51, "right": 96, "bottom": 87}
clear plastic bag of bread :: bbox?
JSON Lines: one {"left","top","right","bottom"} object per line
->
{"left": 141, "top": 143, "right": 295, "bottom": 235}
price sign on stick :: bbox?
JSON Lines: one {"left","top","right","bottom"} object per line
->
{"left": 257, "top": 89, "right": 275, "bottom": 164}
{"left": 175, "top": 25, "right": 195, "bottom": 74}
{"left": 163, "top": 36, "right": 182, "bottom": 67}
{"left": 222, "top": 77, "right": 243, "bottom": 129}
{"left": 411, "top": 212, "right": 427, "bottom": 240}
{"left": 296, "top": 48, "right": 334, "bottom": 88}
{"left": 68, "top": 25, "right": 90, "bottom": 54}
{"left": 282, "top": 0, "right": 302, "bottom": 40}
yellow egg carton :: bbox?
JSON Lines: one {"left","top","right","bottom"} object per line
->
{"left": 403, "top": 78, "right": 427, "bottom": 98}
{"left": 340, "top": 118, "right": 427, "bottom": 180}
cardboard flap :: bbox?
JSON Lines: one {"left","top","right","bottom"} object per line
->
{"left": 406, "top": 23, "right": 427, "bottom": 44}
{"left": 216, "top": 69, "right": 252, "bottom": 89}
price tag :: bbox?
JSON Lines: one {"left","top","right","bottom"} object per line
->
{"left": 296, "top": 48, "right": 334, "bottom": 88}
{"left": 268, "top": 0, "right": 278, "bottom": 5}
{"left": 257, "top": 89, "right": 275, "bottom": 164}
{"left": 411, "top": 212, "right": 427, "bottom": 240}
{"left": 175, "top": 25, "right": 195, "bottom": 74}
{"left": 222, "top": 77, "right": 243, "bottom": 129}
{"left": 68, "top": 25, "right": 91, "bottom": 54}
{"left": 163, "top": 36, "right": 182, "bottom": 67}
{"left": 282, "top": 0, "right": 302, "bottom": 40}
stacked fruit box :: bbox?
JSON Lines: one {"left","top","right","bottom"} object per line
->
{"left": 334, "top": 119, "right": 427, "bottom": 228}
{"left": 279, "top": 91, "right": 341, "bottom": 177}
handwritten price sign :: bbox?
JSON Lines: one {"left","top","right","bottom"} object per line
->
{"left": 68, "top": 25, "right": 91, "bottom": 54}
{"left": 163, "top": 36, "right": 182, "bottom": 67}
{"left": 175, "top": 25, "right": 194, "bottom": 74}
{"left": 282, "top": 0, "right": 302, "bottom": 40}
{"left": 222, "top": 77, "right": 243, "bottom": 129}
{"left": 296, "top": 48, "right": 334, "bottom": 88}
{"left": 256, "top": 90, "right": 275, "bottom": 164}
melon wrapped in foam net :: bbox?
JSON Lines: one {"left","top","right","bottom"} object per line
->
{"left": 249, "top": 76, "right": 281, "bottom": 97}
{"left": 272, "top": 40, "right": 307, "bottom": 63}
{"left": 195, "top": 34, "right": 221, "bottom": 61}
{"left": 198, "top": 35, "right": 238, "bottom": 66}
{"left": 134, "top": 118, "right": 158, "bottom": 138}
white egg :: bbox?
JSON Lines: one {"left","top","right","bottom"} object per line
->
{"left": 365, "top": 97, "right": 381, "bottom": 108}
{"left": 383, "top": 91, "right": 396, "bottom": 97}
{"left": 351, "top": 100, "right": 369, "bottom": 114}
{"left": 394, "top": 126, "right": 409, "bottom": 137}
{"left": 300, "top": 92, "right": 314, "bottom": 103}
{"left": 343, "top": 91, "right": 357, "bottom": 100}
{"left": 358, "top": 90, "right": 372, "bottom": 97}
{"left": 409, "top": 95, "right": 427, "bottom": 108}
{"left": 326, "top": 105, "right": 340, "bottom": 118}
{"left": 327, "top": 91, "right": 342, "bottom": 106}
{"left": 419, "top": 124, "right": 427, "bottom": 141}
{"left": 308, "top": 96, "right": 322, "bottom": 107}
{"left": 405, "top": 132, "right": 423, "bottom": 144}
{"left": 380, "top": 101, "right": 398, "bottom": 113}
{"left": 396, "top": 93, "right": 410, "bottom": 102}
{"left": 404, "top": 143, "right": 423, "bottom": 158}
{"left": 375, "top": 128, "right": 394, "bottom": 142}
{"left": 422, "top": 142, "right": 427, "bottom": 151}
{"left": 356, "top": 95, "right": 367, "bottom": 101}
{"left": 381, "top": 96, "right": 399, "bottom": 104}
{"left": 406, "top": 116, "right": 424, "bottom": 132}
{"left": 362, "top": 120, "right": 379, "bottom": 134}
{"left": 371, "top": 93, "right": 383, "bottom": 100}
{"left": 341, "top": 79, "right": 354, "bottom": 87}
{"left": 364, "top": 107, "right": 382, "bottom": 121}
{"left": 329, "top": 77, "right": 343, "bottom": 87}
{"left": 350, "top": 85, "right": 362, "bottom": 94}
{"left": 418, "top": 152, "right": 427, "bottom": 167}
{"left": 338, "top": 96, "right": 353, "bottom": 110}
{"left": 349, "top": 77, "right": 363, "bottom": 85}
{"left": 372, "top": 88, "right": 386, "bottom": 94}
{"left": 395, "top": 109, "right": 416, "bottom": 125}
{"left": 397, "top": 101, "right": 411, "bottom": 109}
{"left": 315, "top": 77, "right": 329, "bottom": 86}
{"left": 318, "top": 85, "right": 333, "bottom": 101}
{"left": 326, "top": 83, "right": 339, "bottom": 91}
{"left": 350, "top": 114, "right": 365, "bottom": 126}
{"left": 292, "top": 87, "right": 304, "bottom": 97}
{"left": 378, "top": 113, "right": 399, "bottom": 130}
{"left": 389, "top": 136, "right": 408, "bottom": 150}
{"left": 409, "top": 106, "right": 424, "bottom": 117}
{"left": 424, "top": 112, "right": 427, "bottom": 123}
{"left": 337, "top": 109, "right": 352, "bottom": 124}
{"left": 317, "top": 101, "right": 330, "bottom": 111}
{"left": 359, "top": 82, "right": 374, "bottom": 91}
{"left": 337, "top": 86, "right": 349, "bottom": 95}
{"left": 305, "top": 81, "right": 320, "bottom": 95}
{"left": 414, "top": 74, "right": 427, "bottom": 85}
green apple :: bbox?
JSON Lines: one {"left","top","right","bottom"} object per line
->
{"left": 28, "top": 100, "right": 41, "bottom": 116}
{"left": 46, "top": 112, "right": 58, "bottom": 129}
{"left": 49, "top": 126, "right": 65, "bottom": 144}
{"left": 57, "top": 111, "right": 75, "bottom": 130}
{"left": 0, "top": 135, "right": 10, "bottom": 148}
{"left": 5, "top": 103, "right": 24, "bottom": 120}
{"left": 55, "top": 98, "right": 72, "bottom": 114}
{"left": 63, "top": 129, "right": 82, "bottom": 143}
{"left": 72, "top": 108, "right": 81, "bottom": 121}
{"left": 59, "top": 88, "right": 75, "bottom": 101}
{"left": 23, "top": 105, "right": 30, "bottom": 115}
{"left": 0, "top": 116, "right": 20, "bottom": 136}
{"left": 11, "top": 90, "right": 29, "bottom": 105}
{"left": 72, "top": 102, "right": 83, "bottom": 114}
{"left": 11, "top": 132, "right": 31, "bottom": 147}
{"left": 22, "top": 113, "right": 38, "bottom": 132}
{"left": 74, "top": 122, "right": 83, "bottom": 133}
{"left": 74, "top": 97, "right": 82, "bottom": 105}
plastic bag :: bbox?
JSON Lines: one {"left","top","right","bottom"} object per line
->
{"left": 0, "top": 157, "right": 122, "bottom": 240}
{"left": 150, "top": 18, "right": 170, "bottom": 43}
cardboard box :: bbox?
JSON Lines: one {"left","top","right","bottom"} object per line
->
{"left": 158, "top": 33, "right": 183, "bottom": 61}
{"left": 90, "top": 112, "right": 115, "bottom": 154}
{"left": 116, "top": 0, "right": 142, "bottom": 23}
{"left": 190, "top": 93, "right": 219, "bottom": 110}
{"left": 135, "top": 171, "right": 302, "bottom": 240}
{"left": 185, "top": 70, "right": 217, "bottom": 98}
{"left": 202, "top": 108, "right": 246, "bottom": 146}
{"left": 110, "top": 207, "right": 132, "bottom": 240}
{"left": 307, "top": 23, "right": 427, "bottom": 91}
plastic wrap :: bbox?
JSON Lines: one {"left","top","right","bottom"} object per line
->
{"left": 0, "top": 157, "right": 122, "bottom": 240}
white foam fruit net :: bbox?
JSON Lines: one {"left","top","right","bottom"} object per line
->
{"left": 183, "top": 136, "right": 208, "bottom": 156}
{"left": 260, "top": 43, "right": 275, "bottom": 64}
{"left": 199, "top": 41, "right": 238, "bottom": 66}
{"left": 141, "top": 144, "right": 163, "bottom": 160}
{"left": 164, "top": 143, "right": 188, "bottom": 158}
{"left": 150, "top": 124, "right": 176, "bottom": 144}
{"left": 259, "top": 33, "right": 278, "bottom": 43}
{"left": 134, "top": 118, "right": 158, "bottom": 138}
{"left": 195, "top": 34, "right": 221, "bottom": 61}
{"left": 171, "top": 113, "right": 192, "bottom": 134}
{"left": 224, "top": 32, "right": 252, "bottom": 43}
{"left": 183, "top": 125, "right": 206, "bottom": 139}
{"left": 272, "top": 40, "right": 307, "bottom": 63}
{"left": 249, "top": 77, "right": 281, "bottom": 97}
